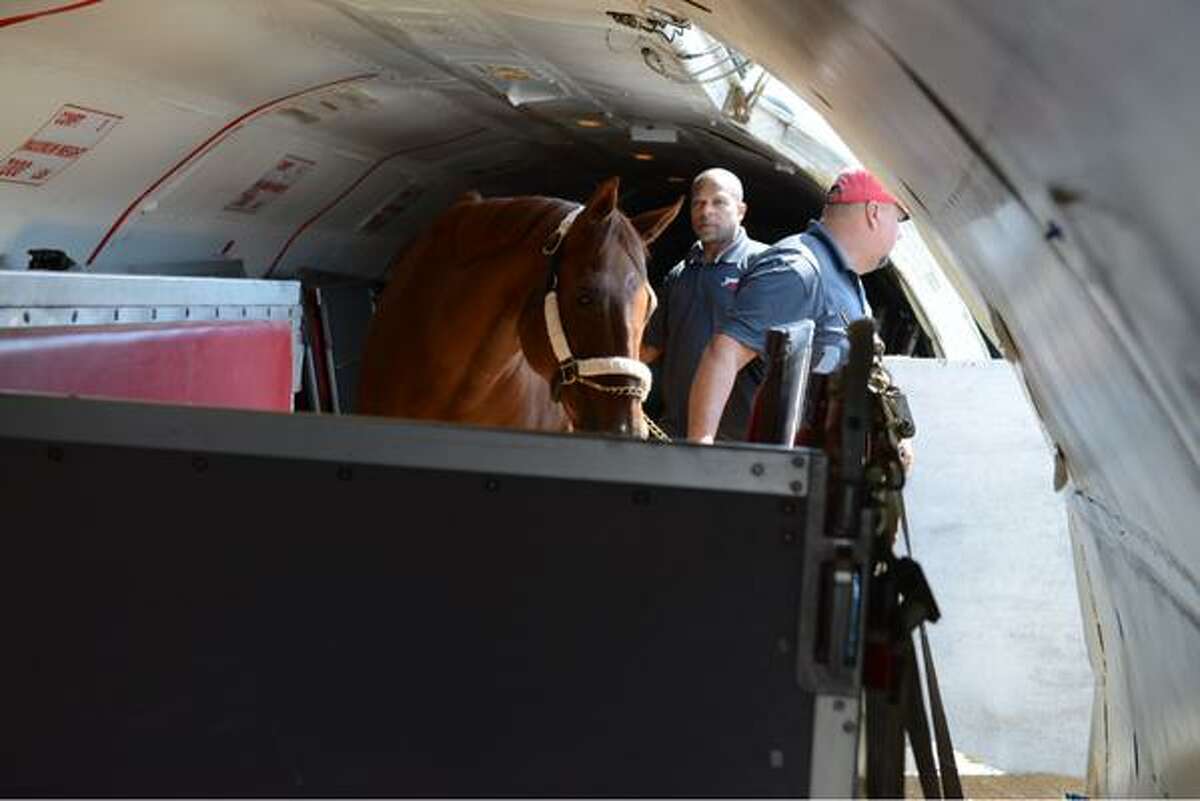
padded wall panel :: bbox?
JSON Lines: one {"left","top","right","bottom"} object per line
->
{"left": 0, "top": 320, "right": 293, "bottom": 410}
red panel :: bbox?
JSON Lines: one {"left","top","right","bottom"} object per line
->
{"left": 0, "top": 320, "right": 293, "bottom": 411}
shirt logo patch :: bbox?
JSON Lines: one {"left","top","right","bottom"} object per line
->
{"left": 720, "top": 276, "right": 740, "bottom": 290}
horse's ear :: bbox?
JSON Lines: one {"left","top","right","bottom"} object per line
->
{"left": 583, "top": 176, "right": 620, "bottom": 219}
{"left": 631, "top": 195, "right": 684, "bottom": 245}
{"left": 455, "top": 190, "right": 483, "bottom": 204}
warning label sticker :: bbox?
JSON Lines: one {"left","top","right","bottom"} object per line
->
{"left": 0, "top": 104, "right": 123, "bottom": 186}
{"left": 225, "top": 154, "right": 315, "bottom": 214}
{"left": 360, "top": 184, "right": 423, "bottom": 235}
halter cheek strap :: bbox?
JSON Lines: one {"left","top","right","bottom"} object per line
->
{"left": 542, "top": 206, "right": 584, "bottom": 258}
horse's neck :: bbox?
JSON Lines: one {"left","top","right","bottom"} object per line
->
{"left": 442, "top": 197, "right": 569, "bottom": 347}
{"left": 361, "top": 196, "right": 577, "bottom": 430}
{"left": 418, "top": 199, "right": 568, "bottom": 401}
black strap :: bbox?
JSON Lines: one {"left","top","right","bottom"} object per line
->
{"left": 904, "top": 644, "right": 943, "bottom": 799}
{"left": 900, "top": 495, "right": 963, "bottom": 799}
{"left": 921, "top": 623, "right": 963, "bottom": 798}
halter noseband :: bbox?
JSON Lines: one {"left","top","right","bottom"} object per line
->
{"left": 541, "top": 205, "right": 655, "bottom": 403}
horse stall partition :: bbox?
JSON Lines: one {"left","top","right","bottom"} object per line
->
{"left": 295, "top": 269, "right": 378, "bottom": 415}
{"left": 0, "top": 392, "right": 862, "bottom": 797}
{"left": 0, "top": 271, "right": 302, "bottom": 410}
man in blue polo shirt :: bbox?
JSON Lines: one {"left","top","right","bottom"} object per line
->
{"left": 686, "top": 168, "right": 909, "bottom": 443}
{"left": 640, "top": 168, "right": 767, "bottom": 440}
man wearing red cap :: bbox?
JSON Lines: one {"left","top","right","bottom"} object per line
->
{"left": 686, "top": 168, "right": 908, "bottom": 443}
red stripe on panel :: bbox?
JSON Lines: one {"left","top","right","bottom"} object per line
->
{"left": 264, "top": 128, "right": 487, "bottom": 277}
{"left": 85, "top": 72, "right": 377, "bottom": 266}
{"left": 0, "top": 0, "right": 103, "bottom": 30}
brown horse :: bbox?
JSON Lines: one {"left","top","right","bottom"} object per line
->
{"left": 358, "top": 177, "right": 682, "bottom": 436}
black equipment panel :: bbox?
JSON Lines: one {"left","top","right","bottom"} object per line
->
{"left": 0, "top": 433, "right": 827, "bottom": 797}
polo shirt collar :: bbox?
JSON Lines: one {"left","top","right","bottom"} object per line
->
{"left": 688, "top": 226, "right": 749, "bottom": 266}
{"left": 805, "top": 221, "right": 858, "bottom": 277}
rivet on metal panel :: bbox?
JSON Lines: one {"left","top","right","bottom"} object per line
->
{"left": 484, "top": 477, "right": 500, "bottom": 492}
{"left": 768, "top": 749, "right": 784, "bottom": 769}
{"left": 789, "top": 480, "right": 804, "bottom": 495}
{"left": 833, "top": 698, "right": 846, "bottom": 712}
{"left": 781, "top": 530, "right": 797, "bottom": 545}
{"left": 337, "top": 466, "right": 354, "bottom": 481}
{"left": 750, "top": 462, "right": 764, "bottom": 476}
{"left": 192, "top": 456, "right": 209, "bottom": 473}
{"left": 842, "top": 720, "right": 856, "bottom": 734}
{"left": 780, "top": 500, "right": 797, "bottom": 516}
{"left": 792, "top": 455, "right": 806, "bottom": 469}
{"left": 47, "top": 446, "right": 64, "bottom": 463}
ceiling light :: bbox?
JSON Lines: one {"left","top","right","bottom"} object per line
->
{"left": 632, "top": 152, "right": 655, "bottom": 161}
{"left": 630, "top": 124, "right": 678, "bottom": 144}
{"left": 667, "top": 176, "right": 686, "bottom": 183}
{"left": 483, "top": 64, "right": 534, "bottom": 82}
{"left": 575, "top": 118, "right": 605, "bottom": 128}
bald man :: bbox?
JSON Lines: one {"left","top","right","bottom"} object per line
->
{"left": 686, "top": 169, "right": 909, "bottom": 443}
{"left": 640, "top": 168, "right": 768, "bottom": 440}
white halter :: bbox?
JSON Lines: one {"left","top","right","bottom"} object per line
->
{"left": 541, "top": 205, "right": 654, "bottom": 402}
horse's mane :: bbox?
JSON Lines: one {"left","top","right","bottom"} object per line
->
{"left": 446, "top": 195, "right": 571, "bottom": 261}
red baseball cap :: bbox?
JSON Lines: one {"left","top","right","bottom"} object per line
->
{"left": 826, "top": 169, "right": 910, "bottom": 221}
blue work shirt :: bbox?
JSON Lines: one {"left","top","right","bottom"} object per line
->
{"left": 715, "top": 220, "right": 878, "bottom": 398}
{"left": 725, "top": 221, "right": 872, "bottom": 369}
{"left": 644, "top": 227, "right": 767, "bottom": 440}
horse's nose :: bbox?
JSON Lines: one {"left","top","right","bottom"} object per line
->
{"left": 608, "top": 416, "right": 638, "bottom": 437}
{"left": 615, "top": 421, "right": 651, "bottom": 439}
{"left": 574, "top": 397, "right": 643, "bottom": 438}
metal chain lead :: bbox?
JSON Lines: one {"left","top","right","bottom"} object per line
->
{"left": 643, "top": 412, "right": 671, "bottom": 442}
{"left": 567, "top": 376, "right": 669, "bottom": 441}
{"left": 574, "top": 375, "right": 648, "bottom": 399}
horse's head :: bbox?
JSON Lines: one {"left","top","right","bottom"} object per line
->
{"left": 519, "top": 177, "right": 682, "bottom": 438}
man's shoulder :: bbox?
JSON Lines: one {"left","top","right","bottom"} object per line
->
{"left": 747, "top": 233, "right": 825, "bottom": 277}
{"left": 743, "top": 237, "right": 769, "bottom": 259}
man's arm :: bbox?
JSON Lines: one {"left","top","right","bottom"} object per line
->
{"left": 686, "top": 333, "right": 757, "bottom": 443}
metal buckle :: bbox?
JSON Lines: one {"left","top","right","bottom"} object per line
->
{"left": 550, "top": 359, "right": 577, "bottom": 403}
{"left": 558, "top": 359, "right": 579, "bottom": 387}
